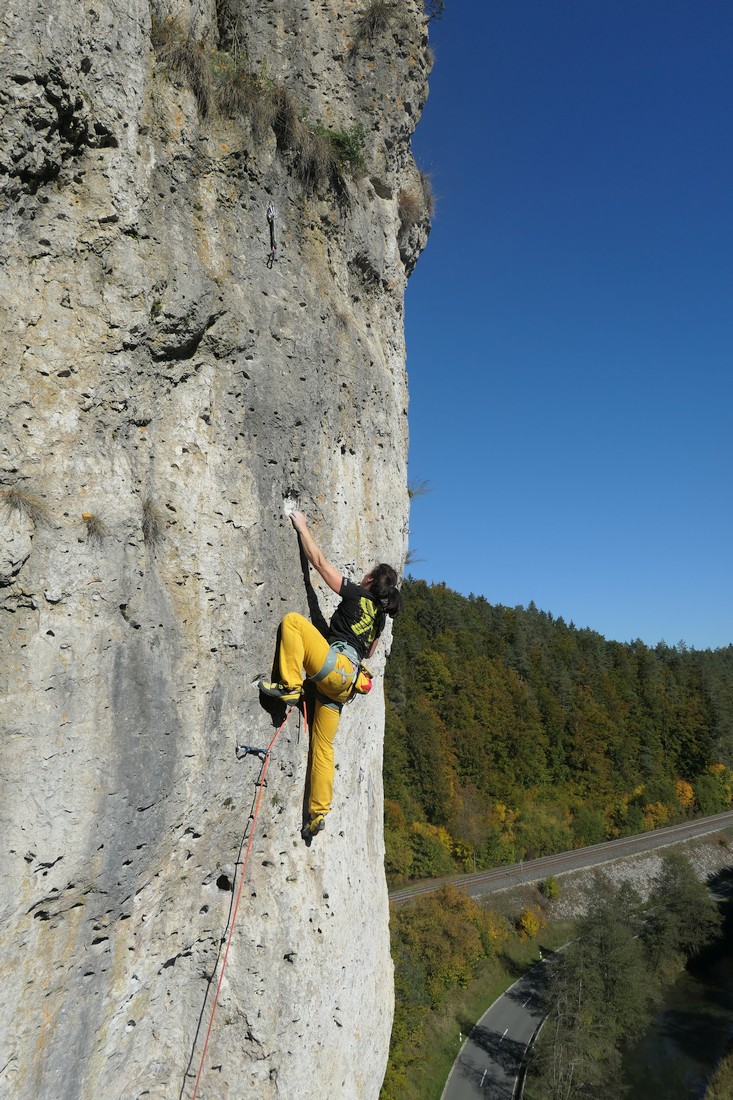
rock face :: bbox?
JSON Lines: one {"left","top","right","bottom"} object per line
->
{"left": 0, "top": 2, "right": 431, "bottom": 1096}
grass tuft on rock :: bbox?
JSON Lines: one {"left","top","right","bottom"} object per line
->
{"left": 141, "top": 497, "right": 165, "bottom": 546}
{"left": 354, "top": 1, "right": 396, "bottom": 48}
{"left": 150, "top": 16, "right": 366, "bottom": 196}
{"left": 82, "top": 512, "right": 109, "bottom": 546}
{"left": 2, "top": 486, "right": 53, "bottom": 527}
{"left": 151, "top": 14, "right": 213, "bottom": 117}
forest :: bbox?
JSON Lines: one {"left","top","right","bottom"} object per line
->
{"left": 383, "top": 579, "right": 733, "bottom": 882}
{"left": 525, "top": 852, "right": 723, "bottom": 1099}
{"left": 382, "top": 853, "right": 727, "bottom": 1100}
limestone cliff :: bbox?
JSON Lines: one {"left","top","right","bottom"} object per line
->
{"left": 0, "top": 1, "right": 431, "bottom": 1096}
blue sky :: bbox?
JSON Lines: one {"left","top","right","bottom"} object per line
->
{"left": 405, "top": 0, "right": 733, "bottom": 651}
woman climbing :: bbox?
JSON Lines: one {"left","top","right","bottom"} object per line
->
{"left": 258, "top": 510, "right": 401, "bottom": 839}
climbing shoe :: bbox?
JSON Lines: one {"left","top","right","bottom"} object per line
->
{"left": 258, "top": 679, "right": 302, "bottom": 704}
{"left": 301, "top": 815, "right": 326, "bottom": 840}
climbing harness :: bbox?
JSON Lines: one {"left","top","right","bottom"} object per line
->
{"left": 188, "top": 704, "right": 301, "bottom": 1100}
{"left": 310, "top": 639, "right": 361, "bottom": 689}
{"left": 308, "top": 640, "right": 362, "bottom": 712}
{"left": 308, "top": 641, "right": 374, "bottom": 711}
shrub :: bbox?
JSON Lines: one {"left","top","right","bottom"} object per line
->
{"left": 675, "top": 778, "right": 695, "bottom": 811}
{"left": 540, "top": 876, "right": 560, "bottom": 901}
{"left": 517, "top": 905, "right": 542, "bottom": 941}
{"left": 385, "top": 825, "right": 414, "bottom": 878}
{"left": 290, "top": 122, "right": 366, "bottom": 192}
{"left": 409, "top": 821, "right": 454, "bottom": 878}
{"left": 572, "top": 804, "right": 607, "bottom": 846}
{"left": 642, "top": 800, "right": 671, "bottom": 830}
{"left": 694, "top": 771, "right": 730, "bottom": 815}
{"left": 320, "top": 123, "right": 366, "bottom": 177}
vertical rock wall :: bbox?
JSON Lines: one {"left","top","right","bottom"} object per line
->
{"left": 0, "top": 1, "right": 431, "bottom": 1096}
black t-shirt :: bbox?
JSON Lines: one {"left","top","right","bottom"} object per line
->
{"left": 328, "top": 577, "right": 385, "bottom": 660}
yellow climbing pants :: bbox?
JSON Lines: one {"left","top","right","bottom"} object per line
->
{"left": 278, "top": 612, "right": 356, "bottom": 821}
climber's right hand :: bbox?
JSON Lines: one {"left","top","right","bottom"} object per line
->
{"left": 290, "top": 510, "right": 308, "bottom": 533}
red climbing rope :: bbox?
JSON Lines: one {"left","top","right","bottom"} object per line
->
{"left": 190, "top": 705, "right": 299, "bottom": 1100}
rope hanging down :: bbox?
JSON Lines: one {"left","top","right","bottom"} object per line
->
{"left": 188, "top": 704, "right": 302, "bottom": 1100}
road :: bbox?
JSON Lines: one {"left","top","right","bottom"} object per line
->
{"left": 438, "top": 868, "right": 733, "bottom": 1100}
{"left": 394, "top": 810, "right": 733, "bottom": 1099}
{"left": 389, "top": 809, "right": 733, "bottom": 907}
{"left": 440, "top": 960, "right": 549, "bottom": 1100}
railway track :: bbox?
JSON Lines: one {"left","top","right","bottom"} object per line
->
{"left": 388, "top": 809, "right": 733, "bottom": 906}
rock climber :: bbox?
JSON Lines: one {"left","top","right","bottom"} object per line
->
{"left": 258, "top": 510, "right": 401, "bottom": 839}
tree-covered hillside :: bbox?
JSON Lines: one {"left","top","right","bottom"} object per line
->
{"left": 384, "top": 579, "right": 733, "bottom": 881}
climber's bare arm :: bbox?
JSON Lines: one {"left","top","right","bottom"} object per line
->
{"left": 290, "top": 511, "right": 343, "bottom": 595}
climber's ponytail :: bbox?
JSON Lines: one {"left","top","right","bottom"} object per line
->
{"left": 368, "top": 564, "right": 402, "bottom": 618}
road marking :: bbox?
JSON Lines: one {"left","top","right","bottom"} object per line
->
{"left": 480, "top": 1069, "right": 486, "bottom": 1087}
{"left": 499, "top": 1027, "right": 508, "bottom": 1043}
